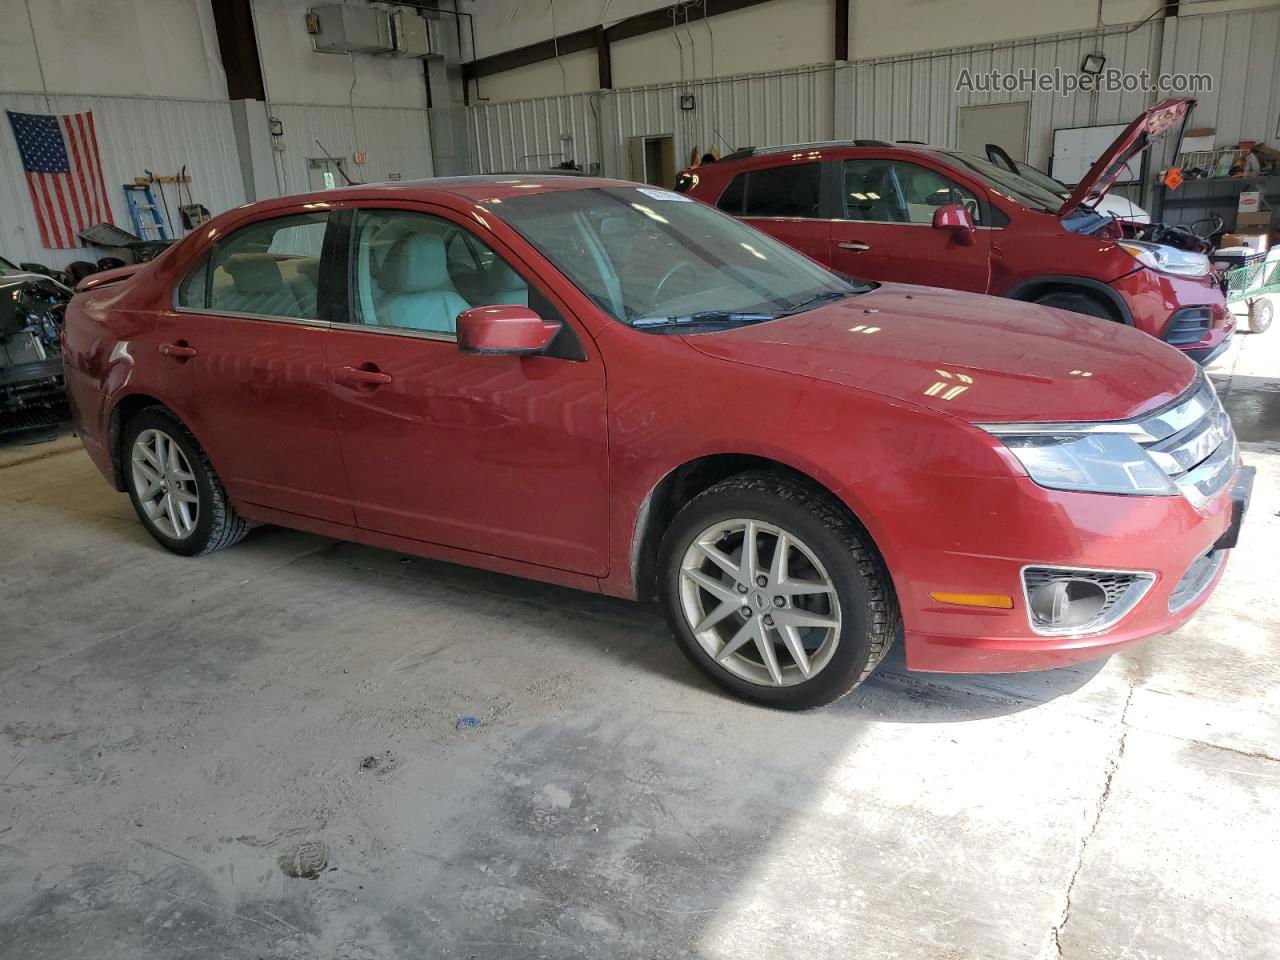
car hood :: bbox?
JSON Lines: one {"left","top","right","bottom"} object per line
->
{"left": 1058, "top": 98, "right": 1193, "bottom": 218}
{"left": 681, "top": 284, "right": 1198, "bottom": 423}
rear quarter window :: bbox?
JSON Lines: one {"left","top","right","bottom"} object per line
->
{"left": 717, "top": 162, "right": 820, "bottom": 218}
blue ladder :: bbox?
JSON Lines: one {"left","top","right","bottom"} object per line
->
{"left": 123, "top": 184, "right": 169, "bottom": 241}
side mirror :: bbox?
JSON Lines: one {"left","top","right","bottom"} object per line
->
{"left": 932, "top": 204, "right": 976, "bottom": 246}
{"left": 457, "top": 305, "right": 561, "bottom": 356}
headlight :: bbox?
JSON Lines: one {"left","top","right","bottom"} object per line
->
{"left": 1117, "top": 240, "right": 1211, "bottom": 278}
{"left": 991, "top": 430, "right": 1176, "bottom": 495}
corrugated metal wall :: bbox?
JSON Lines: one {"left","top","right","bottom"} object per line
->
{"left": 0, "top": 93, "right": 243, "bottom": 266}
{"left": 837, "top": 21, "right": 1163, "bottom": 169}
{"left": 266, "top": 102, "right": 435, "bottom": 194}
{"left": 1161, "top": 6, "right": 1280, "bottom": 151}
{"left": 468, "top": 65, "right": 834, "bottom": 178}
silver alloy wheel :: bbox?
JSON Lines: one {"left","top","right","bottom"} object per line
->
{"left": 130, "top": 428, "right": 200, "bottom": 540}
{"left": 678, "top": 518, "right": 842, "bottom": 687}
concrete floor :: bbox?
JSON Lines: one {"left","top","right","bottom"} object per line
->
{"left": 2, "top": 330, "right": 1278, "bottom": 960}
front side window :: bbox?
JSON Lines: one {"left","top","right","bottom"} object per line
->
{"left": 842, "top": 159, "right": 983, "bottom": 225}
{"left": 194, "top": 212, "right": 327, "bottom": 318}
{"left": 489, "top": 185, "right": 866, "bottom": 330}
{"left": 351, "top": 209, "right": 530, "bottom": 335}
{"left": 717, "top": 163, "right": 821, "bottom": 218}
{"left": 940, "top": 152, "right": 1064, "bottom": 213}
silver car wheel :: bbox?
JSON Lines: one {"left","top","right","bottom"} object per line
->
{"left": 678, "top": 518, "right": 842, "bottom": 687}
{"left": 130, "top": 428, "right": 200, "bottom": 540}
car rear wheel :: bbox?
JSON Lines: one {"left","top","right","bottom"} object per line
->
{"left": 1033, "top": 290, "right": 1116, "bottom": 322}
{"left": 123, "top": 407, "right": 249, "bottom": 556}
{"left": 659, "top": 472, "right": 899, "bottom": 709}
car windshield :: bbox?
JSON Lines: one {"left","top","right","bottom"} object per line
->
{"left": 0, "top": 256, "right": 20, "bottom": 276}
{"left": 1011, "top": 160, "right": 1069, "bottom": 197}
{"left": 486, "top": 185, "right": 868, "bottom": 329}
{"left": 940, "top": 152, "right": 1065, "bottom": 213}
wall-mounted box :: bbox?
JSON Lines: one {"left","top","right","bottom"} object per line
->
{"left": 390, "top": 10, "right": 432, "bottom": 57}
{"left": 309, "top": 5, "right": 393, "bottom": 55}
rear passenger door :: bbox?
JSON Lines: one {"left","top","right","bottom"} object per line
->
{"left": 153, "top": 210, "right": 355, "bottom": 524}
{"left": 716, "top": 160, "right": 832, "bottom": 264}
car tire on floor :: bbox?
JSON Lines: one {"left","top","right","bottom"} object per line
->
{"left": 123, "top": 406, "right": 249, "bottom": 556}
{"left": 658, "top": 471, "right": 899, "bottom": 709}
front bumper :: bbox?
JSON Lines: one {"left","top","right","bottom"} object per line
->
{"left": 843, "top": 464, "right": 1247, "bottom": 674}
{"left": 1110, "top": 268, "right": 1232, "bottom": 365}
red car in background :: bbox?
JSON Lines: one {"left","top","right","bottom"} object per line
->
{"left": 64, "top": 175, "right": 1250, "bottom": 709}
{"left": 679, "top": 98, "right": 1233, "bottom": 365}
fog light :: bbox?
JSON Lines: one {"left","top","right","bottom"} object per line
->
{"left": 1021, "top": 566, "right": 1155, "bottom": 637}
{"left": 1027, "top": 578, "right": 1107, "bottom": 628}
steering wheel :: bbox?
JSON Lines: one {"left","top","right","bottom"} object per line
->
{"left": 1188, "top": 215, "right": 1223, "bottom": 242}
{"left": 652, "top": 261, "right": 699, "bottom": 306}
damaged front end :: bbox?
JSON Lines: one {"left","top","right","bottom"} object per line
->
{"left": 1, "top": 271, "right": 72, "bottom": 429}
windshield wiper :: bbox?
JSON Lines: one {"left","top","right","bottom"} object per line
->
{"left": 778, "top": 290, "right": 854, "bottom": 316}
{"left": 632, "top": 311, "right": 775, "bottom": 328}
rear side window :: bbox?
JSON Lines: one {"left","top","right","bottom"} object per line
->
{"left": 717, "top": 163, "right": 820, "bottom": 218}
{"left": 195, "top": 212, "right": 328, "bottom": 319}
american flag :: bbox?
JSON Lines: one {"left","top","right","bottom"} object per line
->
{"left": 6, "top": 110, "right": 113, "bottom": 249}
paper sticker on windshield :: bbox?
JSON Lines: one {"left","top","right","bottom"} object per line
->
{"left": 635, "top": 187, "right": 693, "bottom": 202}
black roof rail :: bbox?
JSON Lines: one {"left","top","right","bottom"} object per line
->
{"left": 718, "top": 139, "right": 896, "bottom": 162}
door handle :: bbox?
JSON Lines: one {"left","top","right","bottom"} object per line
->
{"left": 838, "top": 241, "right": 871, "bottom": 251}
{"left": 335, "top": 364, "right": 393, "bottom": 388}
{"left": 158, "top": 342, "right": 197, "bottom": 358}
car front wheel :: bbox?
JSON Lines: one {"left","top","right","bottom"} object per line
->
{"left": 123, "top": 407, "right": 249, "bottom": 556}
{"left": 659, "top": 472, "right": 899, "bottom": 709}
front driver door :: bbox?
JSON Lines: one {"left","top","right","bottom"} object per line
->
{"left": 325, "top": 204, "right": 610, "bottom": 576}
{"left": 828, "top": 157, "right": 992, "bottom": 292}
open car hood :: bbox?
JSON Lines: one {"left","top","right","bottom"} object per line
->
{"left": 1057, "top": 97, "right": 1193, "bottom": 218}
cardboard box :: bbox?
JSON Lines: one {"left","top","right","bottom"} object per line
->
{"left": 1239, "top": 190, "right": 1261, "bottom": 213}
{"left": 1237, "top": 211, "right": 1272, "bottom": 228}
{"left": 1220, "top": 232, "right": 1269, "bottom": 254}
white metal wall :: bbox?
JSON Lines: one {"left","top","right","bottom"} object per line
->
{"left": 836, "top": 21, "right": 1164, "bottom": 170}
{"left": 468, "top": 64, "right": 835, "bottom": 178}
{"left": 1161, "top": 7, "right": 1280, "bottom": 154}
{"left": 0, "top": 93, "right": 243, "bottom": 267}
{"left": 266, "top": 102, "right": 435, "bottom": 195}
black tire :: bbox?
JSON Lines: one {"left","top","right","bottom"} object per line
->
{"left": 658, "top": 471, "right": 899, "bottom": 709}
{"left": 1248, "top": 297, "right": 1273, "bottom": 334}
{"left": 122, "top": 406, "right": 249, "bottom": 556}
{"left": 1033, "top": 290, "right": 1116, "bottom": 322}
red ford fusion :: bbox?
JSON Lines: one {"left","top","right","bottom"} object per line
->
{"left": 678, "top": 98, "right": 1234, "bottom": 365}
{"left": 63, "top": 175, "right": 1252, "bottom": 709}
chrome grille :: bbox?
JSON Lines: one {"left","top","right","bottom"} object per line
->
{"left": 1133, "top": 378, "right": 1236, "bottom": 509}
{"left": 1022, "top": 566, "right": 1155, "bottom": 636}
{"left": 1168, "top": 549, "right": 1226, "bottom": 612}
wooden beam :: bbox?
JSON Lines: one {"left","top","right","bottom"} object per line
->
{"left": 595, "top": 26, "right": 613, "bottom": 90}
{"left": 834, "top": 0, "right": 849, "bottom": 62}
{"left": 462, "top": 0, "right": 778, "bottom": 83}
{"left": 210, "top": 0, "right": 266, "bottom": 101}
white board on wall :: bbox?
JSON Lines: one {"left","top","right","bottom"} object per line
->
{"left": 1050, "top": 123, "right": 1135, "bottom": 186}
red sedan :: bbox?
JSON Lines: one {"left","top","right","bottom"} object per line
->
{"left": 63, "top": 176, "right": 1252, "bottom": 708}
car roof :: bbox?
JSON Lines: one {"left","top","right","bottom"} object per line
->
{"left": 275, "top": 174, "right": 628, "bottom": 207}
{"left": 712, "top": 140, "right": 950, "bottom": 166}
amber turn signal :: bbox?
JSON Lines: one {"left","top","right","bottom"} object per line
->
{"left": 929, "top": 592, "right": 1014, "bottom": 609}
